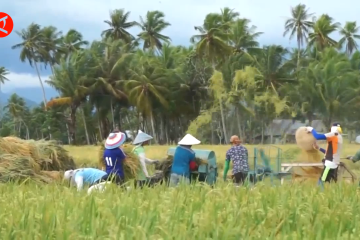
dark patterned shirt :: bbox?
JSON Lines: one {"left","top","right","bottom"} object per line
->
{"left": 225, "top": 145, "right": 249, "bottom": 174}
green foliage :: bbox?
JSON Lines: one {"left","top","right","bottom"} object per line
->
{"left": 4, "top": 4, "right": 360, "bottom": 144}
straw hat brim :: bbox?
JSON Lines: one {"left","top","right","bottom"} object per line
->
{"left": 178, "top": 134, "right": 201, "bottom": 145}
{"left": 105, "top": 132, "right": 127, "bottom": 149}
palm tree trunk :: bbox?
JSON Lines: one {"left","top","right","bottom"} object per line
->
{"left": 65, "top": 123, "right": 71, "bottom": 144}
{"left": 110, "top": 98, "right": 115, "bottom": 130}
{"left": 69, "top": 105, "right": 77, "bottom": 145}
{"left": 150, "top": 113, "right": 157, "bottom": 144}
{"left": 81, "top": 107, "right": 90, "bottom": 145}
{"left": 96, "top": 107, "right": 103, "bottom": 141}
{"left": 235, "top": 106, "right": 243, "bottom": 139}
{"left": 32, "top": 51, "right": 52, "bottom": 140}
{"left": 297, "top": 41, "right": 301, "bottom": 71}
{"left": 18, "top": 121, "right": 22, "bottom": 136}
{"left": 219, "top": 97, "right": 228, "bottom": 144}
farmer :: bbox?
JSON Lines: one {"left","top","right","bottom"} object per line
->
{"left": 64, "top": 168, "right": 108, "bottom": 191}
{"left": 223, "top": 135, "right": 249, "bottom": 185}
{"left": 103, "top": 131, "right": 127, "bottom": 185}
{"left": 169, "top": 134, "right": 200, "bottom": 187}
{"left": 306, "top": 123, "right": 343, "bottom": 183}
{"left": 132, "top": 130, "right": 159, "bottom": 188}
{"left": 346, "top": 150, "right": 360, "bottom": 163}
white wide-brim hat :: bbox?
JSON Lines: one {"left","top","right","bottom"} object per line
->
{"left": 132, "top": 130, "right": 153, "bottom": 145}
{"left": 178, "top": 134, "right": 201, "bottom": 145}
{"left": 105, "top": 132, "right": 127, "bottom": 149}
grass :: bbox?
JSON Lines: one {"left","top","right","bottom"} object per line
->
{"left": 2, "top": 143, "right": 360, "bottom": 239}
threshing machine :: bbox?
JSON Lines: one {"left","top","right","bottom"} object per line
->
{"left": 166, "top": 147, "right": 218, "bottom": 185}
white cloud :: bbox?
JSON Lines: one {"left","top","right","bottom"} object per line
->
{"left": 2, "top": 72, "right": 50, "bottom": 92}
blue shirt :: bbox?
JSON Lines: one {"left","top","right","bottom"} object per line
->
{"left": 75, "top": 168, "right": 107, "bottom": 185}
{"left": 171, "top": 146, "right": 195, "bottom": 178}
{"left": 103, "top": 148, "right": 126, "bottom": 178}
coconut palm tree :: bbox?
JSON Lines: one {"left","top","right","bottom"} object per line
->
{"left": 12, "top": 23, "right": 48, "bottom": 107}
{"left": 308, "top": 14, "right": 340, "bottom": 51}
{"left": 0, "top": 67, "right": 9, "bottom": 84}
{"left": 4, "top": 94, "right": 26, "bottom": 135}
{"left": 190, "top": 13, "right": 232, "bottom": 67}
{"left": 283, "top": 4, "right": 314, "bottom": 68}
{"left": 256, "top": 45, "right": 292, "bottom": 93}
{"left": 230, "top": 18, "right": 263, "bottom": 56}
{"left": 137, "top": 10, "right": 171, "bottom": 52}
{"left": 338, "top": 21, "right": 360, "bottom": 55}
{"left": 89, "top": 38, "right": 132, "bottom": 129}
{"left": 219, "top": 7, "right": 239, "bottom": 32}
{"left": 59, "top": 29, "right": 89, "bottom": 58}
{"left": 102, "top": 9, "right": 138, "bottom": 42}
{"left": 45, "top": 52, "right": 91, "bottom": 144}
{"left": 40, "top": 26, "right": 63, "bottom": 73}
{"left": 119, "top": 56, "right": 168, "bottom": 142}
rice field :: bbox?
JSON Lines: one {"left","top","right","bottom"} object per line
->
{"left": 2, "top": 143, "right": 360, "bottom": 239}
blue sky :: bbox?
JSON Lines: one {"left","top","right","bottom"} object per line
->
{"left": 0, "top": 0, "right": 359, "bottom": 92}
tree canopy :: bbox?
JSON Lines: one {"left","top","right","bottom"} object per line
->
{"left": 2, "top": 6, "right": 360, "bottom": 145}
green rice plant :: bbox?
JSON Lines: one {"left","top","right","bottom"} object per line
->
{"left": 0, "top": 181, "right": 360, "bottom": 239}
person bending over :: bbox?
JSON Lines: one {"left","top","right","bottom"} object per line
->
{"left": 64, "top": 168, "right": 108, "bottom": 191}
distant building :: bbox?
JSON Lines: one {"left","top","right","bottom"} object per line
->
{"left": 255, "top": 119, "right": 327, "bottom": 144}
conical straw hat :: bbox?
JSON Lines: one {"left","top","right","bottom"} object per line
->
{"left": 132, "top": 130, "right": 153, "bottom": 145}
{"left": 178, "top": 134, "right": 201, "bottom": 145}
{"left": 105, "top": 132, "right": 126, "bottom": 149}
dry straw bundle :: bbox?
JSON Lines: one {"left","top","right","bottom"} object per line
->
{"left": 295, "top": 127, "right": 316, "bottom": 151}
{"left": 154, "top": 155, "right": 208, "bottom": 179}
{"left": 293, "top": 127, "right": 324, "bottom": 182}
{"left": 98, "top": 143, "right": 140, "bottom": 181}
{"left": 0, "top": 137, "right": 76, "bottom": 183}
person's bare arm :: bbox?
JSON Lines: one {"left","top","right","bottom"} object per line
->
{"left": 74, "top": 175, "right": 84, "bottom": 191}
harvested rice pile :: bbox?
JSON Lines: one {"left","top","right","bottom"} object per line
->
{"left": 295, "top": 127, "right": 316, "bottom": 151}
{"left": 293, "top": 127, "right": 323, "bottom": 182}
{"left": 98, "top": 143, "right": 140, "bottom": 181}
{"left": 0, "top": 137, "right": 76, "bottom": 183}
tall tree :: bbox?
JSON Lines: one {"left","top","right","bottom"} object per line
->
{"left": 308, "top": 14, "right": 340, "bottom": 51}
{"left": 40, "top": 26, "right": 63, "bottom": 73}
{"left": 283, "top": 4, "right": 314, "bottom": 68}
{"left": 12, "top": 23, "right": 48, "bottom": 107}
{"left": 338, "top": 21, "right": 360, "bottom": 55}
{"left": 46, "top": 52, "right": 90, "bottom": 144}
{"left": 102, "top": 9, "right": 137, "bottom": 42}
{"left": 59, "top": 29, "right": 89, "bottom": 58}
{"left": 137, "top": 11, "right": 171, "bottom": 52}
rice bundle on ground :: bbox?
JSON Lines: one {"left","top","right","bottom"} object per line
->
{"left": 98, "top": 143, "right": 140, "bottom": 181}
{"left": 293, "top": 127, "right": 323, "bottom": 182}
{"left": 0, "top": 137, "right": 76, "bottom": 183}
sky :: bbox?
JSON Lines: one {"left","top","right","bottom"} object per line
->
{"left": 0, "top": 0, "right": 359, "bottom": 92}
